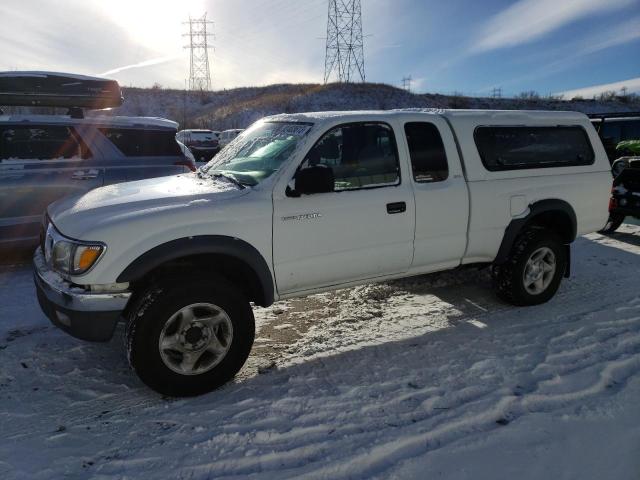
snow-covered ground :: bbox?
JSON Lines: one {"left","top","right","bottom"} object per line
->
{"left": 1, "top": 226, "right": 640, "bottom": 479}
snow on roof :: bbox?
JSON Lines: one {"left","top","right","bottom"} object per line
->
{"left": 263, "top": 108, "right": 589, "bottom": 125}
{"left": 0, "top": 114, "right": 178, "bottom": 129}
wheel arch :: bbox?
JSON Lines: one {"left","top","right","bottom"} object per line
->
{"left": 494, "top": 199, "right": 577, "bottom": 265}
{"left": 116, "top": 236, "right": 274, "bottom": 307}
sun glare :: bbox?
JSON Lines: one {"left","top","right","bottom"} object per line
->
{"left": 95, "top": 0, "right": 207, "bottom": 54}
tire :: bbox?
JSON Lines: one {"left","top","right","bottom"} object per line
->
{"left": 125, "top": 276, "right": 254, "bottom": 397}
{"left": 492, "top": 228, "right": 567, "bottom": 306}
{"left": 599, "top": 214, "right": 625, "bottom": 234}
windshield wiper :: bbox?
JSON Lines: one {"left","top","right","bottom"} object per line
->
{"left": 211, "top": 172, "right": 247, "bottom": 189}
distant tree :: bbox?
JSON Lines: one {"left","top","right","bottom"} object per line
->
{"left": 598, "top": 90, "right": 617, "bottom": 102}
{"left": 517, "top": 90, "right": 540, "bottom": 101}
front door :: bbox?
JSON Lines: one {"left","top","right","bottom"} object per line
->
{"left": 273, "top": 122, "right": 415, "bottom": 294}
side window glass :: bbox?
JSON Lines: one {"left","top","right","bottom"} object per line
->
{"left": 99, "top": 128, "right": 182, "bottom": 157}
{"left": 600, "top": 123, "right": 621, "bottom": 146}
{"left": 0, "top": 126, "right": 91, "bottom": 162}
{"left": 300, "top": 123, "right": 400, "bottom": 191}
{"left": 404, "top": 122, "right": 449, "bottom": 183}
{"left": 474, "top": 126, "right": 595, "bottom": 171}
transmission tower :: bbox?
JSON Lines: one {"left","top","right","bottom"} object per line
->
{"left": 402, "top": 75, "right": 413, "bottom": 93}
{"left": 183, "top": 13, "right": 214, "bottom": 91}
{"left": 324, "top": 0, "right": 365, "bottom": 83}
{"left": 491, "top": 87, "right": 503, "bottom": 99}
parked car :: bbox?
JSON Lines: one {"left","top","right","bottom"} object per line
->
{"left": 218, "top": 129, "right": 244, "bottom": 148}
{"left": 34, "top": 109, "right": 611, "bottom": 396}
{"left": 176, "top": 129, "right": 220, "bottom": 161}
{"left": 590, "top": 113, "right": 640, "bottom": 232}
{"left": 0, "top": 71, "right": 196, "bottom": 249}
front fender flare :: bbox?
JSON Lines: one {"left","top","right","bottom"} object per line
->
{"left": 116, "top": 236, "right": 274, "bottom": 306}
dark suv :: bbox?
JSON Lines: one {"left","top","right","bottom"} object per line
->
{"left": 591, "top": 113, "right": 640, "bottom": 233}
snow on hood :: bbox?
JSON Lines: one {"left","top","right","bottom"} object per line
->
{"left": 48, "top": 173, "right": 247, "bottom": 239}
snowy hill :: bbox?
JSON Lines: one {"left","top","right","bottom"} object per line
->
{"left": 108, "top": 82, "right": 640, "bottom": 130}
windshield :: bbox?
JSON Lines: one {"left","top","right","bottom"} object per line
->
{"left": 201, "top": 121, "right": 312, "bottom": 186}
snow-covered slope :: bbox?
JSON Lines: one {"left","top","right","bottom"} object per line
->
{"left": 106, "top": 83, "right": 640, "bottom": 131}
{"left": 1, "top": 226, "right": 640, "bottom": 479}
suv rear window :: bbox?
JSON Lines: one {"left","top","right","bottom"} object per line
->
{"left": 0, "top": 125, "right": 91, "bottom": 162}
{"left": 474, "top": 126, "right": 594, "bottom": 171}
{"left": 100, "top": 128, "right": 181, "bottom": 157}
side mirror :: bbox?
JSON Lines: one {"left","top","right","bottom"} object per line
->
{"left": 290, "top": 166, "right": 335, "bottom": 196}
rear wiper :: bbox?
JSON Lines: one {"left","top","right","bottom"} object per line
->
{"left": 212, "top": 172, "right": 247, "bottom": 189}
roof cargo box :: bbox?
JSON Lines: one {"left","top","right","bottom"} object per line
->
{"left": 0, "top": 71, "right": 123, "bottom": 109}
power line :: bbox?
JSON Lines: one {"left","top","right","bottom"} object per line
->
{"left": 491, "top": 87, "right": 502, "bottom": 99}
{"left": 324, "top": 0, "right": 365, "bottom": 83}
{"left": 183, "top": 13, "right": 214, "bottom": 91}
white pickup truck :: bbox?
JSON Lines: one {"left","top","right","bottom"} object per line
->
{"left": 34, "top": 109, "right": 611, "bottom": 396}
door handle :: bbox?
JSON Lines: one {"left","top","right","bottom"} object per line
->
{"left": 386, "top": 202, "right": 406, "bottom": 214}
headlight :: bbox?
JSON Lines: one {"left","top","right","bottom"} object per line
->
{"left": 46, "top": 224, "right": 105, "bottom": 275}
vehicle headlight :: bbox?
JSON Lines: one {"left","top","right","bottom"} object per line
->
{"left": 46, "top": 224, "right": 105, "bottom": 275}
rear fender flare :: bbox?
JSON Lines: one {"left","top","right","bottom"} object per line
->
{"left": 494, "top": 199, "right": 577, "bottom": 265}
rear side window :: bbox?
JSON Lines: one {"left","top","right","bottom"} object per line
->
{"left": 404, "top": 122, "right": 448, "bottom": 182}
{"left": 600, "top": 120, "right": 640, "bottom": 145}
{"left": 474, "top": 126, "right": 594, "bottom": 171}
{"left": 0, "top": 125, "right": 91, "bottom": 162}
{"left": 100, "top": 128, "right": 182, "bottom": 157}
{"left": 301, "top": 122, "right": 400, "bottom": 191}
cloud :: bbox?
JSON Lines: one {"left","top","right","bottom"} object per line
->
{"left": 98, "top": 56, "right": 181, "bottom": 77}
{"left": 486, "top": 16, "right": 640, "bottom": 92}
{"left": 575, "top": 16, "right": 640, "bottom": 56}
{"left": 559, "top": 77, "right": 640, "bottom": 98}
{"left": 473, "top": 0, "right": 635, "bottom": 53}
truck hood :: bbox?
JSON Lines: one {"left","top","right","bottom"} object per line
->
{"left": 48, "top": 173, "right": 248, "bottom": 239}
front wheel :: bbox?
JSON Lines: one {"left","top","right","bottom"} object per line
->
{"left": 492, "top": 229, "right": 567, "bottom": 306}
{"left": 125, "top": 276, "right": 255, "bottom": 397}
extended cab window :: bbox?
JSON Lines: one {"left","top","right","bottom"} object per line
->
{"left": 0, "top": 125, "right": 91, "bottom": 162}
{"left": 474, "top": 126, "right": 594, "bottom": 171}
{"left": 404, "top": 122, "right": 448, "bottom": 182}
{"left": 301, "top": 123, "right": 400, "bottom": 191}
{"left": 100, "top": 128, "right": 182, "bottom": 157}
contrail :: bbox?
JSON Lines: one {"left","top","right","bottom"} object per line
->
{"left": 98, "top": 55, "right": 179, "bottom": 76}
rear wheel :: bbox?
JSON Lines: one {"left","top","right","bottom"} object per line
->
{"left": 599, "top": 214, "right": 625, "bottom": 234}
{"left": 492, "top": 228, "right": 567, "bottom": 306}
{"left": 125, "top": 276, "right": 254, "bottom": 397}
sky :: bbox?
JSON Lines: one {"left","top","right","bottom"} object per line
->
{"left": 0, "top": 0, "right": 639, "bottom": 97}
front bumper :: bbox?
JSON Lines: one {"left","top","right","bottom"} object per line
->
{"left": 33, "top": 249, "right": 131, "bottom": 342}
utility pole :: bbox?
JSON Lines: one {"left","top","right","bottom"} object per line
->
{"left": 183, "top": 13, "right": 214, "bottom": 91}
{"left": 402, "top": 75, "right": 412, "bottom": 93}
{"left": 491, "top": 87, "right": 503, "bottom": 99}
{"left": 324, "top": 0, "right": 365, "bottom": 83}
